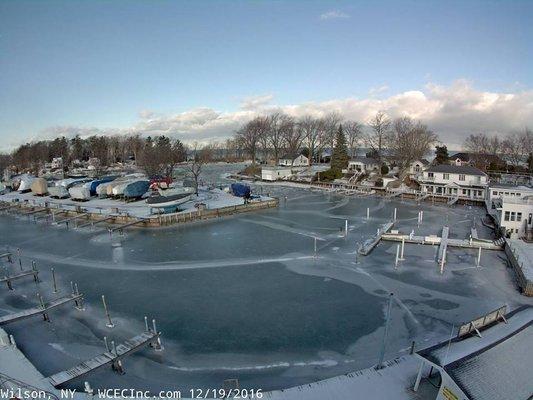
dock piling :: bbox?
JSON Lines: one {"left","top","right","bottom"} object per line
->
{"left": 477, "top": 247, "right": 482, "bottom": 267}
{"left": 399, "top": 237, "right": 405, "bottom": 261}
{"left": 51, "top": 268, "right": 58, "bottom": 293}
{"left": 367, "top": 207, "right": 370, "bottom": 220}
{"left": 394, "top": 244, "right": 400, "bottom": 268}
{"left": 345, "top": 220, "right": 348, "bottom": 237}
{"left": 101, "top": 295, "right": 115, "bottom": 328}
{"left": 377, "top": 293, "right": 394, "bottom": 369}
{"left": 104, "top": 336, "right": 110, "bottom": 352}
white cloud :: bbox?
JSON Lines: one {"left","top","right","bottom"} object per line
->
{"left": 369, "top": 85, "right": 390, "bottom": 96}
{"left": 320, "top": 10, "right": 350, "bottom": 20}
{"left": 239, "top": 94, "right": 274, "bottom": 111}
{"left": 12, "top": 80, "right": 533, "bottom": 151}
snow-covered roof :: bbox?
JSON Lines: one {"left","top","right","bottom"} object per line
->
{"left": 426, "top": 164, "right": 487, "bottom": 176}
{"left": 418, "top": 306, "right": 533, "bottom": 400}
{"left": 446, "top": 324, "right": 532, "bottom": 400}
{"left": 349, "top": 156, "right": 379, "bottom": 165}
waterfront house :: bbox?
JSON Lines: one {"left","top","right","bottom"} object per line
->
{"left": 449, "top": 152, "right": 505, "bottom": 170}
{"left": 345, "top": 157, "right": 380, "bottom": 174}
{"left": 262, "top": 166, "right": 293, "bottom": 181}
{"left": 279, "top": 154, "right": 309, "bottom": 167}
{"left": 417, "top": 165, "right": 488, "bottom": 200}
{"left": 408, "top": 159, "right": 429, "bottom": 178}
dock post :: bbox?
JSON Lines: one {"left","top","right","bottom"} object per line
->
{"left": 104, "top": 336, "right": 110, "bottom": 352}
{"left": 101, "top": 295, "right": 115, "bottom": 328}
{"left": 399, "top": 237, "right": 405, "bottom": 261}
{"left": 345, "top": 220, "right": 348, "bottom": 237}
{"left": 152, "top": 319, "right": 163, "bottom": 350}
{"left": 476, "top": 247, "right": 481, "bottom": 267}
{"left": 74, "top": 283, "right": 84, "bottom": 310}
{"left": 314, "top": 237, "right": 317, "bottom": 258}
{"left": 393, "top": 207, "right": 397, "bottom": 221}
{"left": 367, "top": 207, "right": 370, "bottom": 220}
{"left": 377, "top": 293, "right": 394, "bottom": 369}
{"left": 145, "top": 316, "right": 149, "bottom": 331}
{"left": 440, "top": 250, "right": 446, "bottom": 274}
{"left": 413, "top": 359, "right": 425, "bottom": 392}
{"left": 70, "top": 281, "right": 75, "bottom": 295}
{"left": 394, "top": 244, "right": 400, "bottom": 268}
{"left": 38, "top": 293, "right": 50, "bottom": 322}
{"left": 420, "top": 211, "right": 423, "bottom": 223}
{"left": 51, "top": 268, "right": 58, "bottom": 293}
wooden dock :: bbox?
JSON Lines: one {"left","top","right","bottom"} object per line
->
{"left": 358, "top": 221, "right": 395, "bottom": 255}
{"left": 77, "top": 215, "right": 116, "bottom": 229}
{"left": 1, "top": 269, "right": 39, "bottom": 289}
{"left": 437, "top": 226, "right": 449, "bottom": 263}
{"left": 48, "top": 330, "right": 161, "bottom": 387}
{"left": 54, "top": 213, "right": 88, "bottom": 226}
{"left": 0, "top": 293, "right": 83, "bottom": 325}
{"left": 108, "top": 218, "right": 147, "bottom": 233}
{"left": 381, "top": 230, "right": 503, "bottom": 251}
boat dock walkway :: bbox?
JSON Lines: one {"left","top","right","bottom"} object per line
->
{"left": 48, "top": 330, "right": 161, "bottom": 387}
{"left": 54, "top": 213, "right": 89, "bottom": 226}
{"left": 381, "top": 229, "right": 503, "bottom": 251}
{"left": 437, "top": 226, "right": 449, "bottom": 263}
{"left": 1, "top": 269, "right": 39, "bottom": 289}
{"left": 77, "top": 215, "right": 116, "bottom": 229}
{"left": 358, "top": 221, "right": 395, "bottom": 255}
{"left": 0, "top": 293, "right": 83, "bottom": 325}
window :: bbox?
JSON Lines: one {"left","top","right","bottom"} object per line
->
{"left": 463, "top": 189, "right": 467, "bottom": 195}
{"left": 511, "top": 212, "right": 516, "bottom": 221}
{"left": 459, "top": 174, "right": 465, "bottom": 181}
{"left": 517, "top": 212, "right": 522, "bottom": 222}
{"left": 493, "top": 191, "right": 497, "bottom": 195}
{"left": 428, "top": 172, "right": 434, "bottom": 178}
{"left": 443, "top": 173, "right": 449, "bottom": 180}
{"left": 505, "top": 211, "right": 510, "bottom": 221}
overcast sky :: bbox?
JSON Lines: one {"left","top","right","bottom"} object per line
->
{"left": 1, "top": 0, "right": 532, "bottom": 151}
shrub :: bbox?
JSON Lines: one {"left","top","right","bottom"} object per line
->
{"left": 317, "top": 168, "right": 342, "bottom": 181}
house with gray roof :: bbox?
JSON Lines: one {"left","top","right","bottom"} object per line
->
{"left": 417, "top": 164, "right": 488, "bottom": 200}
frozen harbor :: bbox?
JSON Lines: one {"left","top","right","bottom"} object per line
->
{"left": 0, "top": 164, "right": 532, "bottom": 395}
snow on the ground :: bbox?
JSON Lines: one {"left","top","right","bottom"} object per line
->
{"left": 507, "top": 239, "right": 533, "bottom": 281}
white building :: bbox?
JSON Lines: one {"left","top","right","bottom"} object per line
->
{"left": 279, "top": 154, "right": 309, "bottom": 167}
{"left": 408, "top": 159, "right": 429, "bottom": 177}
{"left": 345, "top": 157, "right": 380, "bottom": 173}
{"left": 261, "top": 166, "right": 293, "bottom": 181}
{"left": 493, "top": 196, "right": 533, "bottom": 238}
{"left": 51, "top": 157, "right": 63, "bottom": 170}
{"left": 418, "top": 165, "right": 488, "bottom": 200}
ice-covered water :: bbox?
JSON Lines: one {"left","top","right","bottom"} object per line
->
{"left": 0, "top": 163, "right": 531, "bottom": 394}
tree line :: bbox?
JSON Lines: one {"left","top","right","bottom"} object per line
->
{"left": 234, "top": 111, "right": 437, "bottom": 171}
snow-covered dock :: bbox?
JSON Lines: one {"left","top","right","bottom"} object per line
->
{"left": 358, "top": 221, "right": 395, "bottom": 255}
{"left": 0, "top": 293, "right": 83, "bottom": 325}
{"left": 48, "top": 330, "right": 161, "bottom": 387}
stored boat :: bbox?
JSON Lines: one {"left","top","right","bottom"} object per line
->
{"left": 68, "top": 182, "right": 92, "bottom": 201}
{"left": 146, "top": 187, "right": 194, "bottom": 208}
{"left": 230, "top": 183, "right": 251, "bottom": 198}
{"left": 30, "top": 178, "right": 49, "bottom": 195}
{"left": 16, "top": 175, "right": 36, "bottom": 192}
{"left": 123, "top": 180, "right": 151, "bottom": 200}
{"left": 89, "top": 176, "right": 117, "bottom": 196}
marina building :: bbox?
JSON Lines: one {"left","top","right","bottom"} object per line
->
{"left": 278, "top": 154, "right": 309, "bottom": 167}
{"left": 417, "top": 165, "right": 488, "bottom": 200}
{"left": 487, "top": 184, "right": 533, "bottom": 238}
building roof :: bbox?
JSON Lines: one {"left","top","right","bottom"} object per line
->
{"left": 349, "top": 156, "right": 379, "bottom": 165}
{"left": 412, "top": 159, "right": 429, "bottom": 165}
{"left": 418, "top": 306, "right": 533, "bottom": 400}
{"left": 426, "top": 164, "right": 487, "bottom": 176}
{"left": 451, "top": 152, "right": 504, "bottom": 164}
{"left": 280, "top": 153, "right": 307, "bottom": 160}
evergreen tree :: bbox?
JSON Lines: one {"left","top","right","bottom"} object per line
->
{"left": 434, "top": 145, "right": 449, "bottom": 164}
{"left": 330, "top": 125, "right": 349, "bottom": 171}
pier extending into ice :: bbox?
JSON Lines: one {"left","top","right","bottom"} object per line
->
{"left": 358, "top": 221, "right": 395, "bottom": 255}
{"left": 0, "top": 293, "right": 83, "bottom": 325}
{"left": 48, "top": 330, "right": 162, "bottom": 387}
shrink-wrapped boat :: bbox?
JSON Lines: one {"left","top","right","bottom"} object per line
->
{"left": 30, "top": 178, "right": 49, "bottom": 195}
{"left": 123, "top": 180, "right": 150, "bottom": 200}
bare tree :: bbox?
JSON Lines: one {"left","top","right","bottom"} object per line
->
{"left": 235, "top": 117, "right": 265, "bottom": 164}
{"left": 386, "top": 117, "right": 438, "bottom": 172}
{"left": 283, "top": 116, "right": 305, "bottom": 165}
{"left": 185, "top": 142, "right": 211, "bottom": 195}
{"left": 344, "top": 120, "right": 363, "bottom": 158}
{"left": 267, "top": 113, "right": 290, "bottom": 165}
{"left": 321, "top": 112, "right": 343, "bottom": 151}
{"left": 299, "top": 116, "right": 322, "bottom": 165}
{"left": 366, "top": 111, "right": 391, "bottom": 160}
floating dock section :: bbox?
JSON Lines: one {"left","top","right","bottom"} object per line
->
{"left": 0, "top": 293, "right": 83, "bottom": 325}
{"left": 358, "top": 221, "right": 394, "bottom": 255}
{"left": 437, "top": 226, "right": 449, "bottom": 264}
{"left": 48, "top": 330, "right": 161, "bottom": 387}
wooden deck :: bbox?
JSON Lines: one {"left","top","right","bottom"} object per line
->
{"left": 0, "top": 294, "right": 83, "bottom": 325}
{"left": 48, "top": 331, "right": 160, "bottom": 387}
